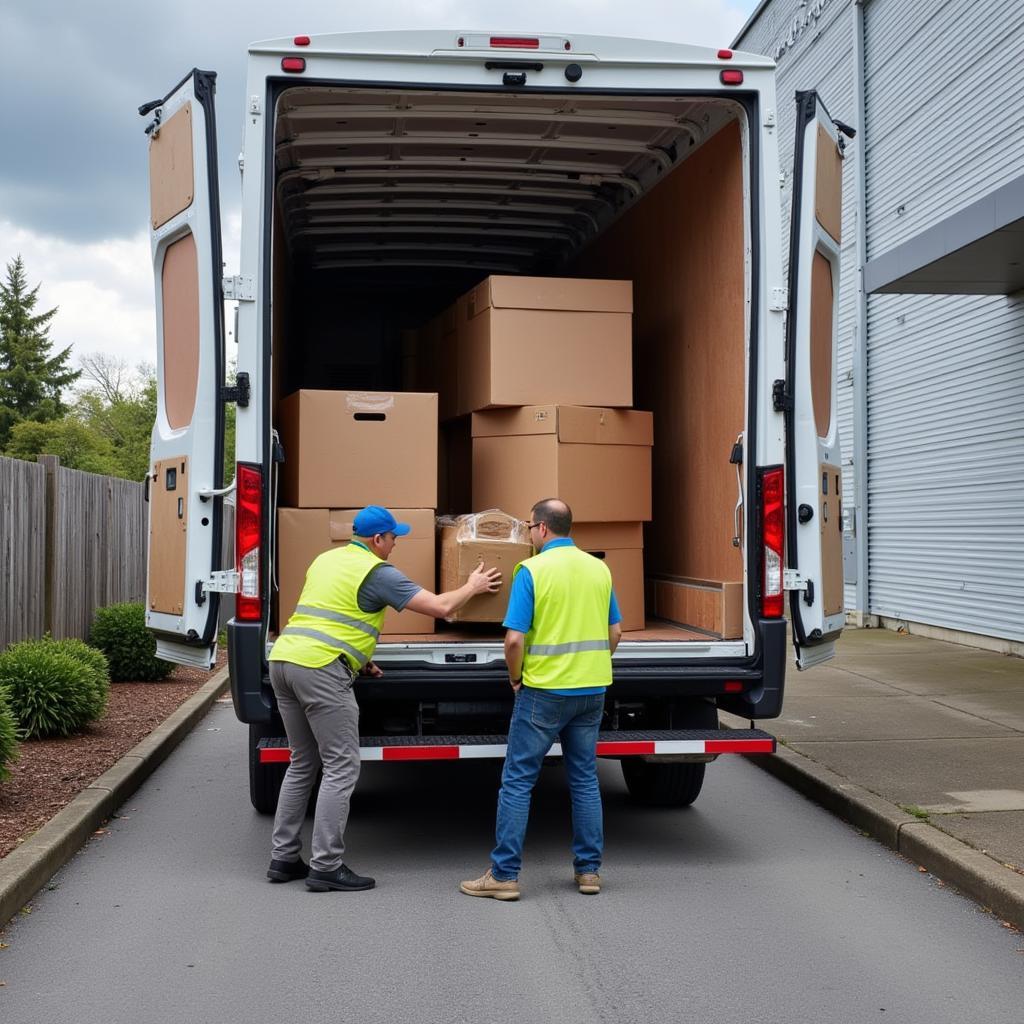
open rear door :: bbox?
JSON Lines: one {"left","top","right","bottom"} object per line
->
{"left": 784, "top": 91, "right": 847, "bottom": 669}
{"left": 143, "top": 70, "right": 225, "bottom": 668}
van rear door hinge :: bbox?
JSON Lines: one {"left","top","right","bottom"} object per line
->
{"left": 772, "top": 379, "right": 793, "bottom": 413}
{"left": 222, "top": 275, "right": 255, "bottom": 301}
{"left": 202, "top": 570, "right": 240, "bottom": 596}
{"left": 784, "top": 570, "right": 814, "bottom": 606}
{"left": 221, "top": 371, "right": 250, "bottom": 408}
{"left": 770, "top": 287, "right": 788, "bottom": 311}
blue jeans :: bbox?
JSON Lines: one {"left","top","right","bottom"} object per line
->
{"left": 491, "top": 686, "right": 605, "bottom": 881}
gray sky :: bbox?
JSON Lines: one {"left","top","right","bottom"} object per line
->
{"left": 0, "top": 0, "right": 759, "bottom": 370}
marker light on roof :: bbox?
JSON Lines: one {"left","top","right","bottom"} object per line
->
{"left": 294, "top": 36, "right": 310, "bottom": 46}
{"left": 281, "top": 57, "right": 306, "bottom": 73}
{"left": 490, "top": 36, "right": 540, "bottom": 48}
{"left": 720, "top": 69, "right": 744, "bottom": 85}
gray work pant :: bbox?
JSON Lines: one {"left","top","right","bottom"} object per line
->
{"left": 269, "top": 657, "right": 360, "bottom": 872}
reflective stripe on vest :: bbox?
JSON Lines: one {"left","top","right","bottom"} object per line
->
{"left": 517, "top": 544, "right": 613, "bottom": 691}
{"left": 269, "top": 543, "right": 388, "bottom": 670}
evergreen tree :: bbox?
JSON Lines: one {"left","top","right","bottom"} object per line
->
{"left": 0, "top": 255, "right": 81, "bottom": 448}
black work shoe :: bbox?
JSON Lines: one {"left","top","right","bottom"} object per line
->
{"left": 306, "top": 863, "right": 376, "bottom": 892}
{"left": 267, "top": 857, "right": 309, "bottom": 883}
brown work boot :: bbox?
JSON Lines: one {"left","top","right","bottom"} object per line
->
{"left": 575, "top": 871, "right": 601, "bottom": 895}
{"left": 459, "top": 869, "right": 520, "bottom": 901}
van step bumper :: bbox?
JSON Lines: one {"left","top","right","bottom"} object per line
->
{"left": 257, "top": 729, "right": 775, "bottom": 763}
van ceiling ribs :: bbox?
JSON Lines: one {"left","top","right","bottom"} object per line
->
{"left": 275, "top": 88, "right": 736, "bottom": 274}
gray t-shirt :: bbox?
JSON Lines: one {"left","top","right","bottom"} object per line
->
{"left": 357, "top": 562, "right": 422, "bottom": 614}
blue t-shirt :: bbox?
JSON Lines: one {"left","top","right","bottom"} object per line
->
{"left": 503, "top": 537, "right": 621, "bottom": 695}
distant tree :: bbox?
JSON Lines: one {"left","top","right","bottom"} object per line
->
{"left": 0, "top": 255, "right": 80, "bottom": 447}
{"left": 4, "top": 418, "right": 116, "bottom": 475}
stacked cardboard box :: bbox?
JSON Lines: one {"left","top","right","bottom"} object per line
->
{"left": 275, "top": 389, "right": 439, "bottom": 636}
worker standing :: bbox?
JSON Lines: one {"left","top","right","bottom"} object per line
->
{"left": 267, "top": 505, "right": 501, "bottom": 892}
{"left": 460, "top": 498, "right": 622, "bottom": 901}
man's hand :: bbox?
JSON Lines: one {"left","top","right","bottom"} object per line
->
{"left": 361, "top": 660, "right": 384, "bottom": 678}
{"left": 468, "top": 562, "right": 502, "bottom": 596}
{"left": 509, "top": 677, "right": 522, "bottom": 693}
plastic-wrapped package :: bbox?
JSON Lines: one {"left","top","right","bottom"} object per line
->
{"left": 437, "top": 509, "right": 530, "bottom": 545}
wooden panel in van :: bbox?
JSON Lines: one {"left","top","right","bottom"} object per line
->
{"left": 571, "top": 121, "right": 746, "bottom": 584}
{"left": 811, "top": 250, "right": 834, "bottom": 437}
{"left": 815, "top": 123, "right": 842, "bottom": 244}
{"left": 161, "top": 233, "right": 200, "bottom": 430}
{"left": 149, "top": 104, "right": 194, "bottom": 230}
{"left": 148, "top": 456, "right": 189, "bottom": 615}
{"left": 819, "top": 463, "right": 844, "bottom": 616}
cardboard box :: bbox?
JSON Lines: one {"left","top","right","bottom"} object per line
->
{"left": 277, "top": 508, "right": 436, "bottom": 635}
{"left": 278, "top": 390, "right": 438, "bottom": 509}
{"left": 571, "top": 523, "right": 645, "bottom": 632}
{"left": 472, "top": 405, "right": 653, "bottom": 523}
{"left": 439, "top": 517, "right": 533, "bottom": 623}
{"left": 650, "top": 576, "right": 744, "bottom": 640}
{"left": 456, "top": 275, "right": 633, "bottom": 415}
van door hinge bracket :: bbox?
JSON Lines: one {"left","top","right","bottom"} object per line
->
{"left": 784, "top": 570, "right": 807, "bottom": 591}
{"left": 202, "top": 570, "right": 240, "bottom": 595}
{"left": 222, "top": 275, "right": 255, "bottom": 301}
{"left": 221, "top": 371, "right": 250, "bottom": 408}
{"left": 772, "top": 379, "right": 792, "bottom": 413}
{"left": 770, "top": 287, "right": 788, "bottom": 311}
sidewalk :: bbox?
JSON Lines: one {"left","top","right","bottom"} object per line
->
{"left": 721, "top": 626, "right": 1024, "bottom": 925}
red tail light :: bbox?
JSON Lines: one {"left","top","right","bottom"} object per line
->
{"left": 235, "top": 463, "right": 262, "bottom": 622}
{"left": 720, "top": 69, "right": 744, "bottom": 85}
{"left": 281, "top": 57, "right": 306, "bottom": 73}
{"left": 761, "top": 467, "right": 785, "bottom": 618}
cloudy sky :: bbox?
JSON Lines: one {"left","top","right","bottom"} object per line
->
{"left": 0, "top": 1, "right": 759, "bottom": 373}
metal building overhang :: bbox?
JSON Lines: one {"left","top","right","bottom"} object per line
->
{"left": 864, "top": 174, "right": 1024, "bottom": 295}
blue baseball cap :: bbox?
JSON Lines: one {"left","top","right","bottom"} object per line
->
{"left": 352, "top": 505, "right": 411, "bottom": 538}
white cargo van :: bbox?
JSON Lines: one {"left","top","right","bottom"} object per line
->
{"left": 142, "top": 31, "right": 847, "bottom": 813}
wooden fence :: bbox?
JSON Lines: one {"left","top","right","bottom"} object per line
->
{"left": 0, "top": 455, "right": 147, "bottom": 649}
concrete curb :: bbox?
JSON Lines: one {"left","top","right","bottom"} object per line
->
{"left": 738, "top": 738, "right": 1024, "bottom": 931}
{"left": 0, "top": 666, "right": 231, "bottom": 930}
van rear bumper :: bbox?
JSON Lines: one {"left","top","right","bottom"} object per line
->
{"left": 227, "top": 617, "right": 788, "bottom": 724}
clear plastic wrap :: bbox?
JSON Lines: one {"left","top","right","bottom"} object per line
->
{"left": 437, "top": 509, "right": 530, "bottom": 545}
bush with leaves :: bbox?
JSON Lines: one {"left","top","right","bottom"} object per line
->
{"left": 89, "top": 602, "right": 173, "bottom": 682}
{"left": 0, "top": 640, "right": 100, "bottom": 739}
{"left": 0, "top": 692, "right": 18, "bottom": 781}
{"left": 40, "top": 636, "right": 110, "bottom": 719}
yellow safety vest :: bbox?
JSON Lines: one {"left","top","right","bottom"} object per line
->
{"left": 269, "top": 543, "right": 387, "bottom": 671}
{"left": 516, "top": 543, "right": 613, "bottom": 691}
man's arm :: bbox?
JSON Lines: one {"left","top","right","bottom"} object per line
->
{"left": 504, "top": 630, "right": 525, "bottom": 692}
{"left": 404, "top": 562, "right": 502, "bottom": 619}
{"left": 609, "top": 622, "right": 622, "bottom": 655}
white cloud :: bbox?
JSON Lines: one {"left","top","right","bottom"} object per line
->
{"left": 0, "top": 222, "right": 157, "bottom": 376}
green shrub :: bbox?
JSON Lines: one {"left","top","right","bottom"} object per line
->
{"left": 0, "top": 692, "right": 18, "bottom": 782}
{"left": 40, "top": 636, "right": 110, "bottom": 719}
{"left": 89, "top": 602, "right": 174, "bottom": 682}
{"left": 0, "top": 641, "right": 100, "bottom": 739}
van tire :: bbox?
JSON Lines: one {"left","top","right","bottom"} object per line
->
{"left": 621, "top": 760, "right": 706, "bottom": 807}
{"left": 249, "top": 723, "right": 286, "bottom": 815}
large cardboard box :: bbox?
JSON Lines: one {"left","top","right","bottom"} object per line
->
{"left": 472, "top": 405, "right": 653, "bottom": 523}
{"left": 277, "top": 508, "right": 436, "bottom": 636}
{"left": 278, "top": 390, "right": 438, "bottom": 509}
{"left": 650, "top": 576, "right": 744, "bottom": 640}
{"left": 572, "top": 523, "right": 645, "bottom": 632}
{"left": 438, "top": 516, "right": 533, "bottom": 624}
{"left": 456, "top": 276, "right": 633, "bottom": 415}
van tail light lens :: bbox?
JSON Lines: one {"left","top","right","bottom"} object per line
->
{"left": 720, "top": 69, "right": 744, "bottom": 85}
{"left": 281, "top": 57, "right": 306, "bottom": 73}
{"left": 490, "top": 37, "right": 539, "bottom": 48}
{"left": 236, "top": 463, "right": 263, "bottom": 622}
{"left": 761, "top": 466, "right": 785, "bottom": 618}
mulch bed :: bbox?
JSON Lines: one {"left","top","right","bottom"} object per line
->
{"left": 0, "top": 656, "right": 226, "bottom": 860}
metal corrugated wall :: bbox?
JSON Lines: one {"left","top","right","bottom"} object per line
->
{"left": 863, "top": 0, "right": 1024, "bottom": 258}
{"left": 863, "top": 0, "right": 1024, "bottom": 640}
{"left": 738, "top": 0, "right": 1024, "bottom": 642}
{"left": 737, "top": 0, "right": 859, "bottom": 611}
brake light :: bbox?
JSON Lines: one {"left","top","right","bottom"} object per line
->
{"left": 718, "top": 49, "right": 733, "bottom": 59}
{"left": 235, "top": 463, "right": 262, "bottom": 622}
{"left": 720, "top": 69, "right": 744, "bottom": 85}
{"left": 761, "top": 467, "right": 785, "bottom": 618}
{"left": 490, "top": 36, "right": 539, "bottom": 48}
{"left": 281, "top": 57, "right": 306, "bottom": 73}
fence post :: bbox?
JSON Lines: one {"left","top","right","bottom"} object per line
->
{"left": 38, "top": 454, "right": 60, "bottom": 637}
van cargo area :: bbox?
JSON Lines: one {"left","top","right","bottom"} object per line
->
{"left": 267, "top": 87, "right": 751, "bottom": 650}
